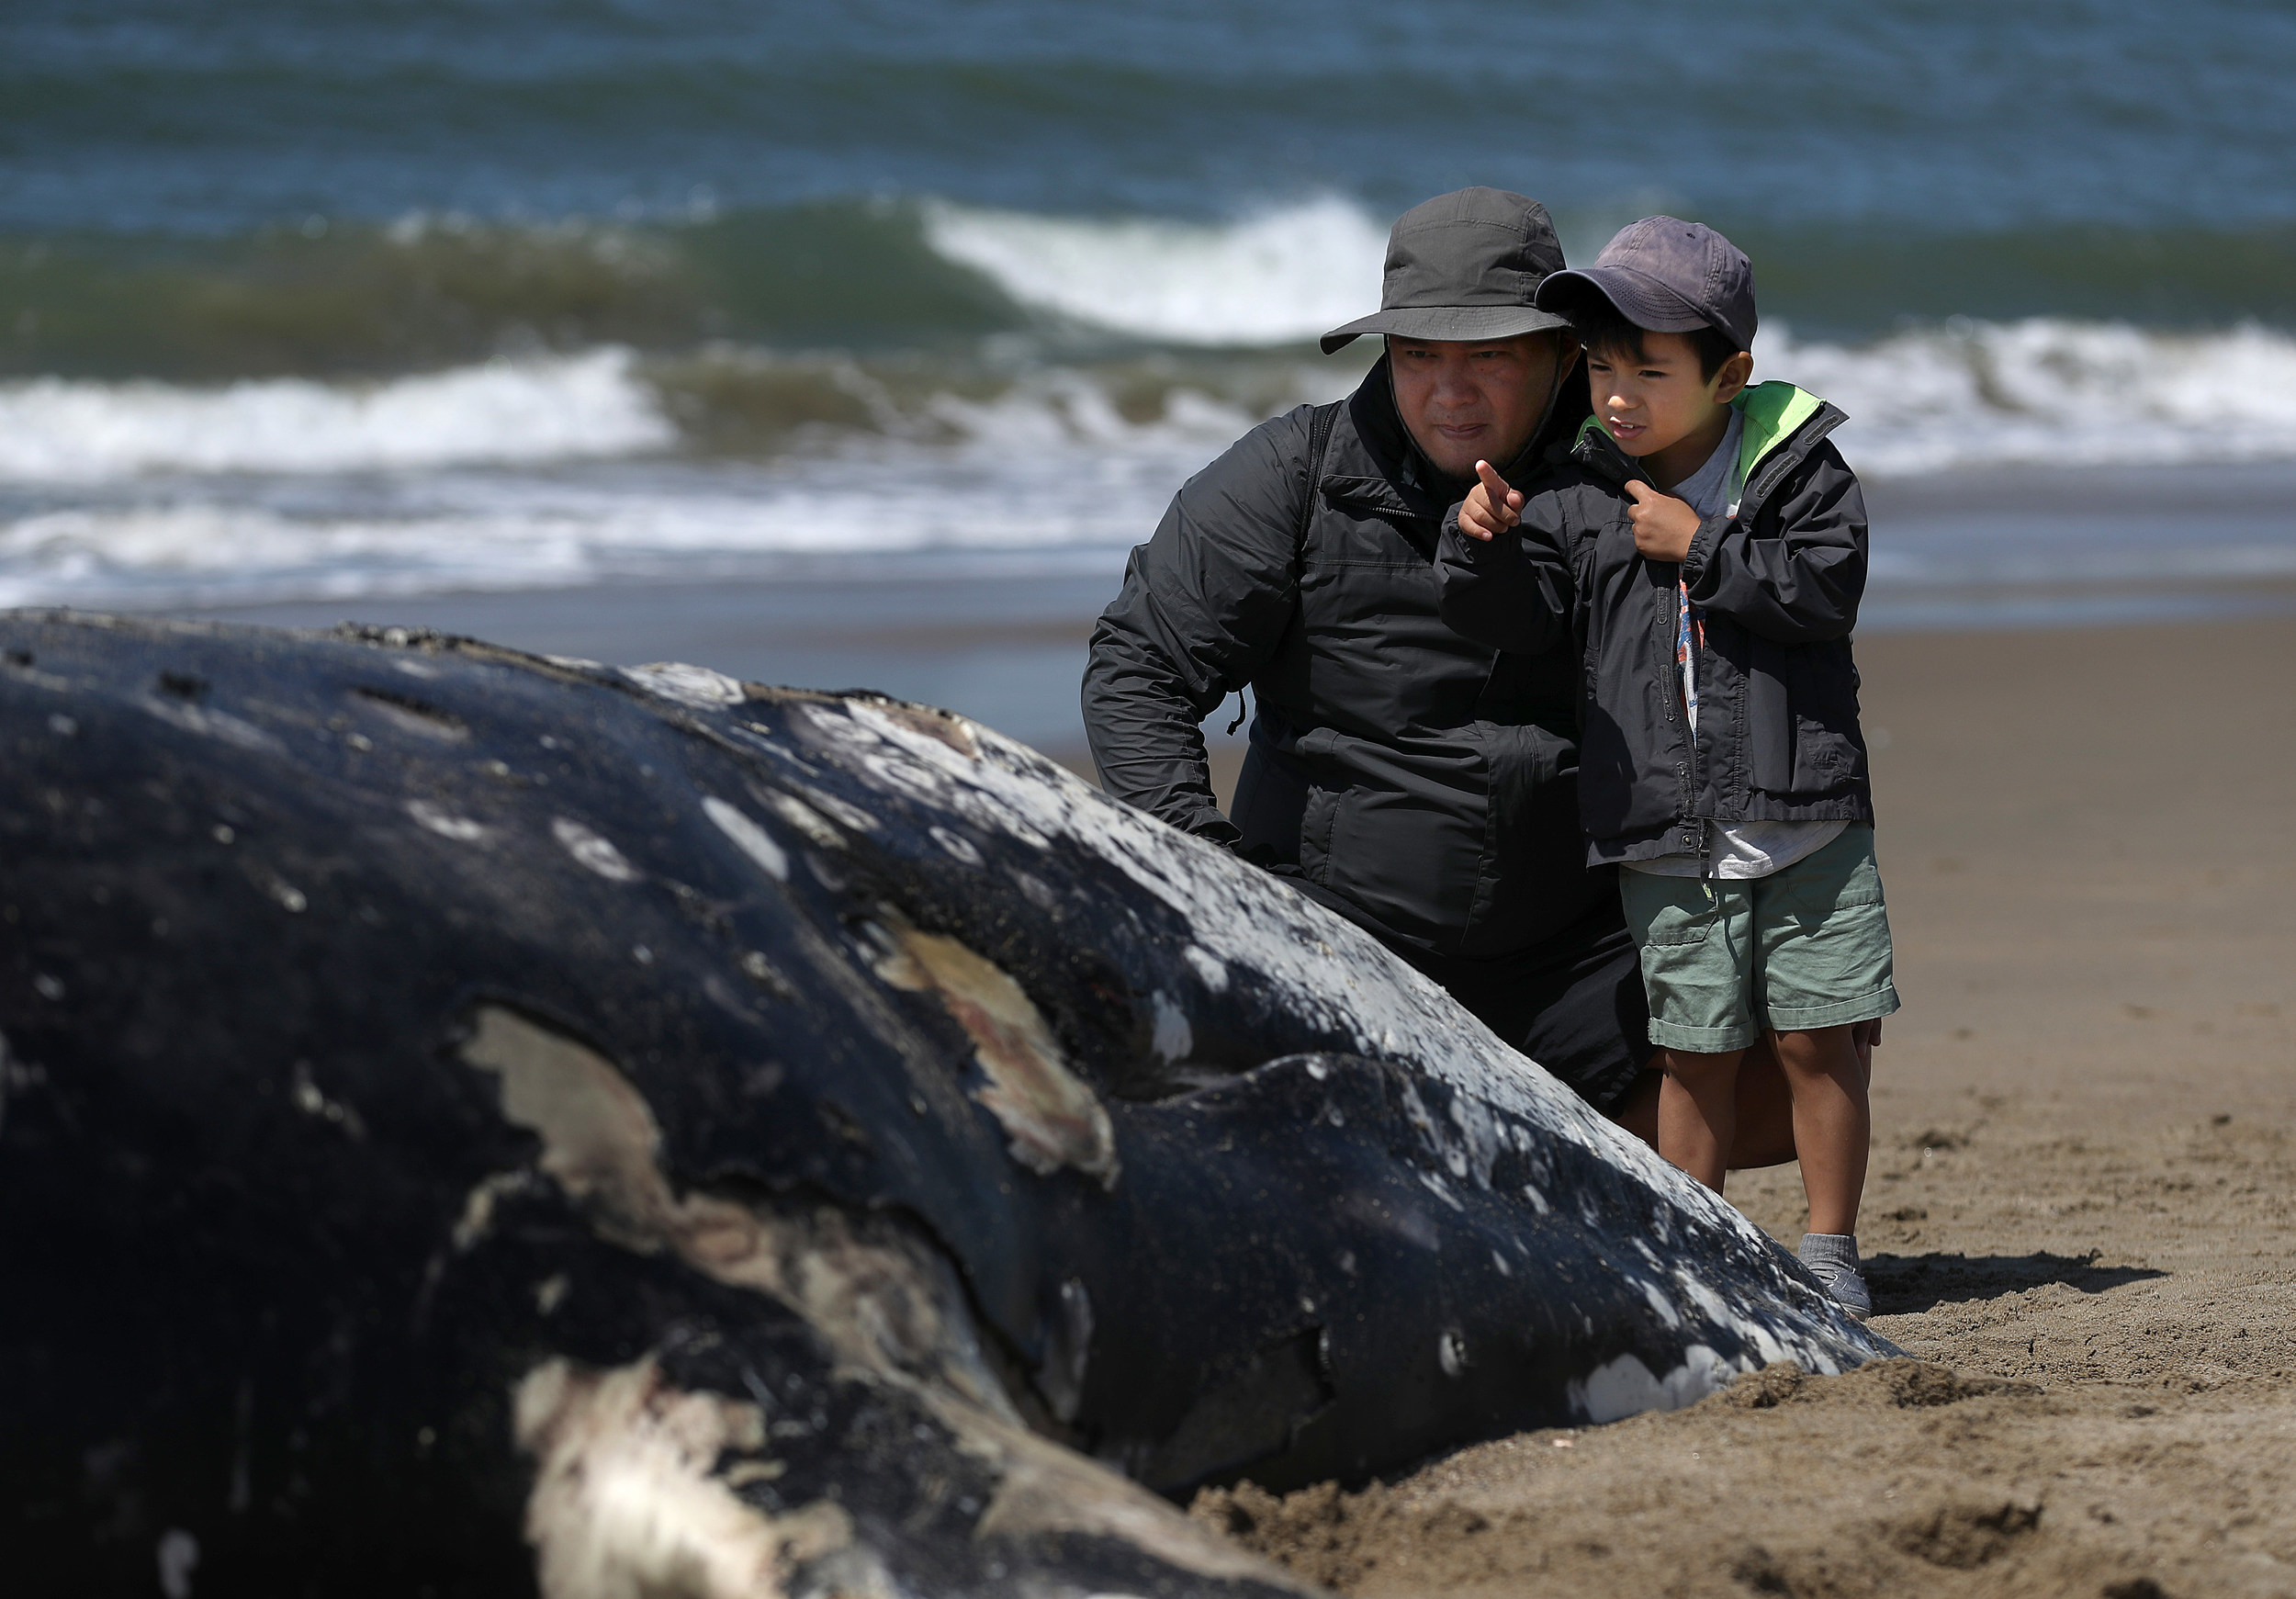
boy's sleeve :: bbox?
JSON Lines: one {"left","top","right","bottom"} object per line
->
{"left": 1435, "top": 490, "right": 1577, "bottom": 655}
{"left": 1681, "top": 441, "right": 1867, "bottom": 643}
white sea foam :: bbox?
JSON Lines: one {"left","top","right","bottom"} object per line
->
{"left": 1762, "top": 317, "right": 2296, "bottom": 474}
{"left": 0, "top": 349, "right": 673, "bottom": 480}
{"left": 920, "top": 196, "right": 1389, "bottom": 346}
{"left": 0, "top": 372, "right": 1279, "bottom": 607}
{"left": 4, "top": 311, "right": 2296, "bottom": 610}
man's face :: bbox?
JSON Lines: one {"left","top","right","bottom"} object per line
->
{"left": 1388, "top": 332, "right": 1573, "bottom": 480}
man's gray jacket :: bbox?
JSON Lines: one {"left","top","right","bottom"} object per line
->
{"left": 1083, "top": 358, "right": 1609, "bottom": 962}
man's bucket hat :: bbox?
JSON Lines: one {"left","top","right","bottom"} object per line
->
{"left": 1535, "top": 216, "right": 1758, "bottom": 353}
{"left": 1319, "top": 187, "right": 1572, "bottom": 355}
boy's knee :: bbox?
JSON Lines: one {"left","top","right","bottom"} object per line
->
{"left": 1659, "top": 1047, "right": 1741, "bottom": 1085}
{"left": 1773, "top": 1026, "right": 1863, "bottom": 1076}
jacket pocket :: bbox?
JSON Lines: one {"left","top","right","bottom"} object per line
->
{"left": 1749, "top": 642, "right": 1864, "bottom": 800}
{"left": 1635, "top": 888, "right": 1724, "bottom": 947}
{"left": 1786, "top": 647, "right": 1864, "bottom": 797}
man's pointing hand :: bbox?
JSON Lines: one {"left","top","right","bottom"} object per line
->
{"left": 1458, "top": 459, "right": 1525, "bottom": 544}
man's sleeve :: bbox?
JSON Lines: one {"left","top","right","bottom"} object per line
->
{"left": 1082, "top": 411, "right": 1312, "bottom": 845}
{"left": 1682, "top": 443, "right": 1868, "bottom": 643}
{"left": 1435, "top": 489, "right": 1577, "bottom": 656}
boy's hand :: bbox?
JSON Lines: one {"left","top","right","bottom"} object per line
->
{"left": 1456, "top": 459, "right": 1525, "bottom": 543}
{"left": 1625, "top": 480, "right": 1702, "bottom": 562}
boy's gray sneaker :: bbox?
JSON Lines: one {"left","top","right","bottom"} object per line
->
{"left": 1797, "top": 1232, "right": 1872, "bottom": 1321}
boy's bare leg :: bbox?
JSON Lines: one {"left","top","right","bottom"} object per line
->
{"left": 1655, "top": 1046, "right": 1745, "bottom": 1191}
{"left": 1611, "top": 1037, "right": 1799, "bottom": 1169}
{"left": 1772, "top": 1024, "right": 1870, "bottom": 1235}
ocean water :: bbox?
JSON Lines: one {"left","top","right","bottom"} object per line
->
{"left": 5, "top": 0, "right": 2296, "bottom": 617}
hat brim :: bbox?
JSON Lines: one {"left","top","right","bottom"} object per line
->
{"left": 1536, "top": 267, "right": 1754, "bottom": 350}
{"left": 1319, "top": 303, "right": 1573, "bottom": 355}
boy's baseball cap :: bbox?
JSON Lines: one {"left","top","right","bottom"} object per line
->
{"left": 1535, "top": 216, "right": 1757, "bottom": 352}
{"left": 1319, "top": 187, "right": 1573, "bottom": 354}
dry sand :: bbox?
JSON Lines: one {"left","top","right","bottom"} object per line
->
{"left": 1173, "top": 616, "right": 2296, "bottom": 1598}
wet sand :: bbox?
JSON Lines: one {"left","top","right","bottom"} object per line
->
{"left": 1181, "top": 615, "right": 2296, "bottom": 1597}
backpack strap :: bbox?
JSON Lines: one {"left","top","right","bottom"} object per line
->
{"left": 1226, "top": 400, "right": 1339, "bottom": 738}
{"left": 1295, "top": 400, "right": 1340, "bottom": 546}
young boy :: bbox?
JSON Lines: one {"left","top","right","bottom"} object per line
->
{"left": 1435, "top": 217, "right": 1896, "bottom": 1318}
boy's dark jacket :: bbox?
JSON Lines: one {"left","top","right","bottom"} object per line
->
{"left": 1084, "top": 356, "right": 1610, "bottom": 962}
{"left": 1435, "top": 382, "right": 1875, "bottom": 864}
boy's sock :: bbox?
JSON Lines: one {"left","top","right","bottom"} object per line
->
{"left": 1797, "top": 1232, "right": 1872, "bottom": 1321}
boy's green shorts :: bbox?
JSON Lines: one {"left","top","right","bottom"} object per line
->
{"left": 1618, "top": 824, "right": 1900, "bottom": 1053}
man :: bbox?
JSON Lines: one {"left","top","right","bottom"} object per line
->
{"left": 1083, "top": 188, "right": 1796, "bottom": 1153}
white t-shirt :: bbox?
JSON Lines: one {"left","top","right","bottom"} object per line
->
{"left": 1623, "top": 409, "right": 1846, "bottom": 881}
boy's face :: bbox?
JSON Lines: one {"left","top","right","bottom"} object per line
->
{"left": 1586, "top": 332, "right": 1753, "bottom": 459}
{"left": 1388, "top": 332, "right": 1576, "bottom": 480}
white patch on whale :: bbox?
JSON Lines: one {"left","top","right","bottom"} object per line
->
{"left": 407, "top": 799, "right": 487, "bottom": 842}
{"left": 761, "top": 792, "right": 842, "bottom": 848}
{"left": 1149, "top": 992, "right": 1192, "bottom": 1064}
{"left": 1183, "top": 945, "right": 1228, "bottom": 992}
{"left": 551, "top": 817, "right": 639, "bottom": 881}
{"left": 135, "top": 693, "right": 283, "bottom": 754}
{"left": 703, "top": 796, "right": 788, "bottom": 882}
{"left": 156, "top": 1528, "right": 198, "bottom": 1599}
{"left": 929, "top": 825, "right": 982, "bottom": 865}
{"left": 514, "top": 1356, "right": 864, "bottom": 1599}
{"left": 1642, "top": 1280, "right": 1683, "bottom": 1330}
{"left": 1569, "top": 1345, "right": 1741, "bottom": 1425}
{"left": 621, "top": 661, "right": 746, "bottom": 709}
{"left": 798, "top": 786, "right": 879, "bottom": 832}
{"left": 872, "top": 918, "right": 1119, "bottom": 1187}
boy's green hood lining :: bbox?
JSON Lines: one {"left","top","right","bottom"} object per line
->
{"left": 1570, "top": 380, "right": 1829, "bottom": 484}
{"left": 1729, "top": 381, "right": 1826, "bottom": 483}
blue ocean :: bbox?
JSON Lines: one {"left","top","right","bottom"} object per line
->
{"left": 4, "top": 0, "right": 2293, "bottom": 738}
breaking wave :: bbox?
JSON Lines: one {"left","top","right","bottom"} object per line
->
{"left": 918, "top": 197, "right": 1389, "bottom": 346}
{"left": 1766, "top": 318, "right": 2296, "bottom": 475}
{"left": 5, "top": 302, "right": 2296, "bottom": 609}
{"left": 0, "top": 350, "right": 673, "bottom": 480}
{"left": 4, "top": 316, "right": 2295, "bottom": 486}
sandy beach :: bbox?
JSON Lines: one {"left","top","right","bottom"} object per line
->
{"left": 1180, "top": 614, "right": 2296, "bottom": 1597}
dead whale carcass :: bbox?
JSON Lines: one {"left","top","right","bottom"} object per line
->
{"left": 0, "top": 612, "right": 1895, "bottom": 1596}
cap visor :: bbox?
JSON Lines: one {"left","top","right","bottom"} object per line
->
{"left": 1536, "top": 267, "right": 1710, "bottom": 333}
{"left": 1319, "top": 303, "right": 1572, "bottom": 355}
